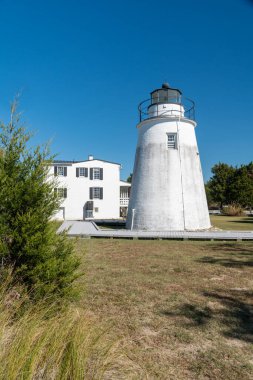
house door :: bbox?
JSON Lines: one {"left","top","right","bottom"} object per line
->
{"left": 83, "top": 201, "right": 94, "bottom": 219}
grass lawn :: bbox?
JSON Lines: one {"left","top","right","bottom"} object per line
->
{"left": 77, "top": 239, "right": 253, "bottom": 379}
{"left": 94, "top": 215, "right": 253, "bottom": 231}
{"left": 210, "top": 215, "right": 253, "bottom": 231}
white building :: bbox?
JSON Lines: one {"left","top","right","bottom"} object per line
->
{"left": 126, "top": 83, "right": 211, "bottom": 231}
{"left": 50, "top": 155, "right": 131, "bottom": 220}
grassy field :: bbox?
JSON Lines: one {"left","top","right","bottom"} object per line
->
{"left": 97, "top": 215, "right": 253, "bottom": 231}
{"left": 210, "top": 215, "right": 253, "bottom": 231}
{"left": 77, "top": 239, "right": 253, "bottom": 379}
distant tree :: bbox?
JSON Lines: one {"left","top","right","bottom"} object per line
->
{"left": 127, "top": 173, "right": 132, "bottom": 183}
{"left": 227, "top": 163, "right": 253, "bottom": 208}
{"left": 208, "top": 163, "right": 235, "bottom": 208}
{"left": 205, "top": 181, "right": 214, "bottom": 207}
{"left": 246, "top": 162, "right": 253, "bottom": 210}
{"left": 246, "top": 161, "right": 253, "bottom": 179}
{"left": 0, "top": 100, "right": 80, "bottom": 299}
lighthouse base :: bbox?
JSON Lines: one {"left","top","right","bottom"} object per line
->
{"left": 126, "top": 210, "right": 211, "bottom": 232}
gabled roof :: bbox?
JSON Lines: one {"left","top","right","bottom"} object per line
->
{"left": 52, "top": 160, "right": 81, "bottom": 164}
{"left": 53, "top": 158, "right": 121, "bottom": 166}
{"left": 120, "top": 180, "right": 131, "bottom": 186}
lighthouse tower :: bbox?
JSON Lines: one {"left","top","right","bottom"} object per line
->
{"left": 126, "top": 83, "right": 211, "bottom": 231}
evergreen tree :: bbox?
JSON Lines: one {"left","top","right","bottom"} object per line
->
{"left": 227, "top": 164, "right": 253, "bottom": 208}
{"left": 126, "top": 173, "right": 132, "bottom": 183}
{"left": 208, "top": 163, "right": 235, "bottom": 208}
{"left": 0, "top": 101, "right": 80, "bottom": 299}
{"left": 205, "top": 181, "right": 214, "bottom": 207}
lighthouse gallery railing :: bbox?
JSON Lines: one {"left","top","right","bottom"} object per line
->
{"left": 138, "top": 96, "right": 195, "bottom": 123}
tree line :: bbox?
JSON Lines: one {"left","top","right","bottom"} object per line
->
{"left": 205, "top": 162, "right": 253, "bottom": 209}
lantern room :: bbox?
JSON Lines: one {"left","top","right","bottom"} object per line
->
{"left": 150, "top": 82, "right": 182, "bottom": 105}
{"left": 138, "top": 83, "right": 195, "bottom": 123}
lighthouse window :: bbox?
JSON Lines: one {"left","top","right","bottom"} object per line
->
{"left": 167, "top": 133, "right": 177, "bottom": 149}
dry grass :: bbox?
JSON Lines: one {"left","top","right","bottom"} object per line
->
{"left": 2, "top": 238, "right": 253, "bottom": 379}
{"left": 77, "top": 239, "right": 253, "bottom": 379}
{"left": 210, "top": 215, "right": 253, "bottom": 230}
{"left": 0, "top": 272, "right": 142, "bottom": 380}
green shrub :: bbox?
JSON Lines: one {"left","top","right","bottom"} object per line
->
{"left": 0, "top": 100, "right": 80, "bottom": 299}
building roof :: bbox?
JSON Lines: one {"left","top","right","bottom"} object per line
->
{"left": 120, "top": 180, "right": 131, "bottom": 186}
{"left": 52, "top": 160, "right": 81, "bottom": 164}
{"left": 53, "top": 158, "right": 121, "bottom": 166}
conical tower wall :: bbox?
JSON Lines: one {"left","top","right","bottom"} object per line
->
{"left": 126, "top": 115, "right": 211, "bottom": 231}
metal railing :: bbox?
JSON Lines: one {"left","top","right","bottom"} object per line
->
{"left": 120, "top": 198, "right": 129, "bottom": 206}
{"left": 138, "top": 96, "right": 195, "bottom": 123}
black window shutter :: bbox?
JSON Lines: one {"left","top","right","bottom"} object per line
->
{"left": 100, "top": 168, "right": 103, "bottom": 180}
{"left": 85, "top": 168, "right": 88, "bottom": 177}
{"left": 89, "top": 187, "right": 93, "bottom": 199}
{"left": 54, "top": 166, "right": 57, "bottom": 176}
{"left": 90, "top": 168, "right": 93, "bottom": 180}
{"left": 64, "top": 167, "right": 67, "bottom": 176}
{"left": 100, "top": 187, "right": 103, "bottom": 200}
{"left": 76, "top": 168, "right": 79, "bottom": 177}
{"left": 64, "top": 188, "right": 67, "bottom": 198}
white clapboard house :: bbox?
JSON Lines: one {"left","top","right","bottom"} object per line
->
{"left": 50, "top": 155, "right": 131, "bottom": 220}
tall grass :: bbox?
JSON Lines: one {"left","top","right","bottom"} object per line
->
{"left": 0, "top": 272, "right": 142, "bottom": 379}
{"left": 222, "top": 203, "right": 245, "bottom": 216}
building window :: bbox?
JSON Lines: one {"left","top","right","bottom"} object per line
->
{"left": 93, "top": 187, "right": 101, "bottom": 198}
{"left": 167, "top": 133, "right": 177, "bottom": 149}
{"left": 57, "top": 166, "right": 64, "bottom": 176}
{"left": 93, "top": 168, "right": 101, "bottom": 180}
{"left": 80, "top": 168, "right": 86, "bottom": 177}
{"left": 90, "top": 168, "right": 103, "bottom": 180}
{"left": 54, "top": 166, "right": 67, "bottom": 176}
{"left": 54, "top": 188, "right": 67, "bottom": 198}
{"left": 89, "top": 187, "right": 103, "bottom": 200}
{"left": 76, "top": 167, "right": 88, "bottom": 177}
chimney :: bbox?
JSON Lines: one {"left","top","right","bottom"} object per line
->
{"left": 88, "top": 155, "right": 94, "bottom": 161}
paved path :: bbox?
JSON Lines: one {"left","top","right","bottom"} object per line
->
{"left": 58, "top": 221, "right": 253, "bottom": 241}
{"left": 58, "top": 220, "right": 99, "bottom": 234}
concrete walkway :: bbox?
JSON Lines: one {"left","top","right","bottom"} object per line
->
{"left": 58, "top": 220, "right": 99, "bottom": 235}
{"left": 58, "top": 221, "right": 253, "bottom": 241}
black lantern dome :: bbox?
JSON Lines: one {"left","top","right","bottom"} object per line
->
{"left": 150, "top": 83, "right": 182, "bottom": 105}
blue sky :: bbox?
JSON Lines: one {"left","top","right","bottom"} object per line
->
{"left": 0, "top": 0, "right": 252, "bottom": 180}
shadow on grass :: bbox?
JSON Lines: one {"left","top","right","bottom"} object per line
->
{"left": 162, "top": 304, "right": 212, "bottom": 326}
{"left": 197, "top": 243, "right": 253, "bottom": 268}
{"left": 160, "top": 289, "right": 253, "bottom": 343}
{"left": 204, "top": 290, "right": 253, "bottom": 342}
{"left": 229, "top": 218, "right": 253, "bottom": 224}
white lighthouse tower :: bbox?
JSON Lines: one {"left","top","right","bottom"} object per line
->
{"left": 126, "top": 83, "right": 211, "bottom": 231}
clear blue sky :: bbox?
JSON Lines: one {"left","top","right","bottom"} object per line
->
{"left": 0, "top": 0, "right": 252, "bottom": 181}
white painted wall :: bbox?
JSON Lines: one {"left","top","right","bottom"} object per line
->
{"left": 126, "top": 116, "right": 211, "bottom": 231}
{"left": 148, "top": 103, "right": 184, "bottom": 118}
{"left": 49, "top": 159, "right": 121, "bottom": 220}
